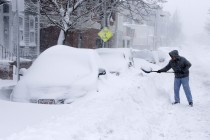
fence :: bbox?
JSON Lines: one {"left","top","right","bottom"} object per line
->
{"left": 0, "top": 44, "right": 15, "bottom": 61}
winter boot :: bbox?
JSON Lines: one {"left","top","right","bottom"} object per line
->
{"left": 189, "top": 102, "right": 193, "bottom": 107}
{"left": 172, "top": 101, "right": 180, "bottom": 105}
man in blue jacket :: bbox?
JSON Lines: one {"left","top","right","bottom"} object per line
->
{"left": 157, "top": 50, "right": 193, "bottom": 107}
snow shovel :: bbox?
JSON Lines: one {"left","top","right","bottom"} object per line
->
{"left": 141, "top": 68, "right": 175, "bottom": 73}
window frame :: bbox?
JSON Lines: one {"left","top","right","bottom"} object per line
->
{"left": 29, "top": 16, "right": 36, "bottom": 45}
{"left": 19, "top": 15, "right": 24, "bottom": 43}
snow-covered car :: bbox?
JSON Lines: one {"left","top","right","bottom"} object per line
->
{"left": 96, "top": 48, "right": 134, "bottom": 75}
{"left": 132, "top": 49, "right": 156, "bottom": 63}
{"left": 132, "top": 49, "right": 166, "bottom": 64}
{"left": 10, "top": 45, "right": 104, "bottom": 104}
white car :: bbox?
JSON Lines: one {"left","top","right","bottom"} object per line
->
{"left": 132, "top": 49, "right": 156, "bottom": 63}
{"left": 132, "top": 49, "right": 166, "bottom": 64}
{"left": 10, "top": 45, "right": 105, "bottom": 104}
{"left": 96, "top": 48, "right": 134, "bottom": 75}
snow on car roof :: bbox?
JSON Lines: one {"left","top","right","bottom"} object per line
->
{"left": 18, "top": 45, "right": 99, "bottom": 87}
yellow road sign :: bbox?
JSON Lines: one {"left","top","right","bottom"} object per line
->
{"left": 98, "top": 27, "right": 113, "bottom": 42}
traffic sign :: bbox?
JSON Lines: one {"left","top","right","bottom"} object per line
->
{"left": 98, "top": 27, "right": 113, "bottom": 42}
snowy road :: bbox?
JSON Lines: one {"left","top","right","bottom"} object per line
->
{"left": 148, "top": 44, "right": 210, "bottom": 140}
{"left": 0, "top": 44, "right": 210, "bottom": 140}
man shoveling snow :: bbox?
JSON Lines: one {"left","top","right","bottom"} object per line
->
{"left": 157, "top": 50, "right": 193, "bottom": 107}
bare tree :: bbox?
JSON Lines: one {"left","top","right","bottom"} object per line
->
{"left": 25, "top": 0, "right": 166, "bottom": 45}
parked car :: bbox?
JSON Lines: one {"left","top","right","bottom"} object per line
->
{"left": 132, "top": 49, "right": 166, "bottom": 64}
{"left": 10, "top": 45, "right": 105, "bottom": 104}
{"left": 132, "top": 49, "right": 156, "bottom": 63}
{"left": 96, "top": 48, "right": 134, "bottom": 75}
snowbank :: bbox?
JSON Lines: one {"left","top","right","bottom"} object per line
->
{"left": 0, "top": 44, "right": 210, "bottom": 140}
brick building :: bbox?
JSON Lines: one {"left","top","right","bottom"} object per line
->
{"left": 40, "top": 26, "right": 101, "bottom": 52}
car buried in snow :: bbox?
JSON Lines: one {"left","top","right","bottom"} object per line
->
{"left": 10, "top": 45, "right": 106, "bottom": 104}
{"left": 96, "top": 48, "right": 134, "bottom": 76}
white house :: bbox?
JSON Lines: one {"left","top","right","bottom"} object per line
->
{"left": 0, "top": 0, "right": 39, "bottom": 60}
{"left": 114, "top": 9, "right": 170, "bottom": 51}
{"left": 0, "top": 1, "right": 13, "bottom": 57}
{"left": 113, "top": 12, "right": 135, "bottom": 48}
{"left": 156, "top": 10, "right": 170, "bottom": 47}
{"left": 145, "top": 9, "right": 170, "bottom": 50}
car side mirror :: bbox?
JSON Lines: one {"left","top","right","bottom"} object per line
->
{"left": 98, "top": 68, "right": 106, "bottom": 77}
{"left": 19, "top": 68, "right": 27, "bottom": 77}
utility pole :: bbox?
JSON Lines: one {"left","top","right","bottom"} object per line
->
{"left": 16, "top": 0, "right": 20, "bottom": 81}
{"left": 77, "top": 6, "right": 82, "bottom": 48}
{"left": 102, "top": 0, "right": 107, "bottom": 48}
{"left": 153, "top": 9, "right": 158, "bottom": 50}
{"left": 37, "top": 0, "right": 40, "bottom": 57}
{"left": 115, "top": 12, "right": 119, "bottom": 48}
{"left": 153, "top": 9, "right": 166, "bottom": 50}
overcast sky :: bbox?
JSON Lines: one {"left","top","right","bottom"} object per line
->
{"left": 163, "top": 0, "right": 210, "bottom": 38}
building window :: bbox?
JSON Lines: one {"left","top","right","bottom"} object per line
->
{"left": 123, "top": 40, "right": 125, "bottom": 48}
{"left": 29, "top": 16, "right": 35, "bottom": 44}
{"left": 127, "top": 40, "right": 130, "bottom": 48}
{"left": 3, "top": 16, "right": 9, "bottom": 47}
{"left": 30, "top": 18, "right": 34, "bottom": 29}
{"left": 123, "top": 16, "right": 132, "bottom": 24}
{"left": 3, "top": 4, "right": 9, "bottom": 13}
{"left": 19, "top": 30, "right": 24, "bottom": 41}
{"left": 19, "top": 17, "right": 23, "bottom": 29}
{"left": 30, "top": 32, "right": 35, "bottom": 43}
{"left": 19, "top": 16, "right": 24, "bottom": 44}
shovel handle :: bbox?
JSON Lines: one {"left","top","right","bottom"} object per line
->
{"left": 141, "top": 68, "right": 175, "bottom": 73}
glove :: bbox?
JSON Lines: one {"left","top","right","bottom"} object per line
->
{"left": 157, "top": 70, "right": 162, "bottom": 73}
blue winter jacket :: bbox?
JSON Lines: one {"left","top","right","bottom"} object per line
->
{"left": 159, "top": 50, "right": 191, "bottom": 78}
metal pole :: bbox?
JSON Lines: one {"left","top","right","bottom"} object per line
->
{"left": 102, "top": 0, "right": 107, "bottom": 48}
{"left": 153, "top": 10, "right": 157, "bottom": 50}
{"left": 16, "top": 0, "right": 20, "bottom": 81}
{"left": 77, "top": 6, "right": 82, "bottom": 48}
{"left": 115, "top": 12, "right": 118, "bottom": 48}
{"left": 37, "top": 0, "right": 40, "bottom": 57}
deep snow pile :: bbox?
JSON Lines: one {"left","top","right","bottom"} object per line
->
{"left": 10, "top": 45, "right": 100, "bottom": 103}
{"left": 0, "top": 44, "right": 210, "bottom": 140}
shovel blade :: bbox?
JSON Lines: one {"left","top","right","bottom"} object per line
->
{"left": 141, "top": 68, "right": 152, "bottom": 73}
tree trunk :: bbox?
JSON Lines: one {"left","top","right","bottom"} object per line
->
{"left": 63, "top": 31, "right": 68, "bottom": 45}
{"left": 57, "top": 30, "right": 68, "bottom": 45}
{"left": 77, "top": 32, "right": 82, "bottom": 48}
{"left": 57, "top": 30, "right": 65, "bottom": 45}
